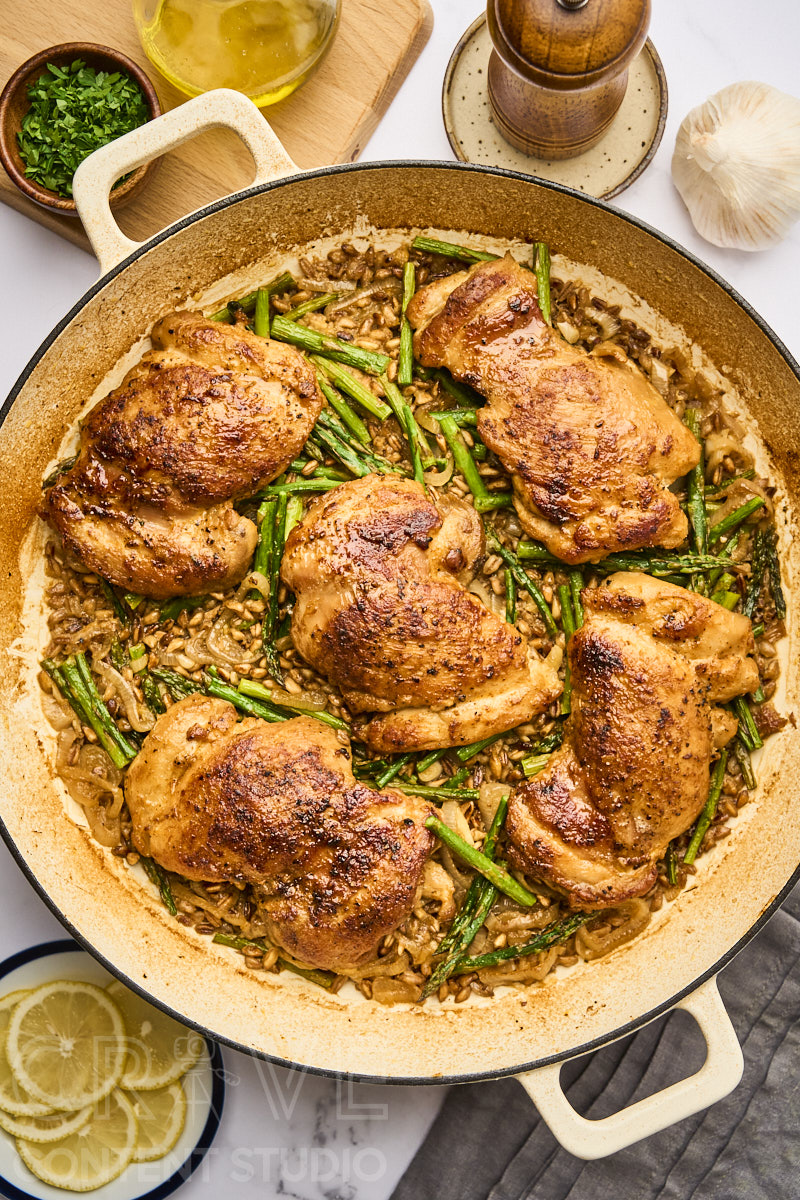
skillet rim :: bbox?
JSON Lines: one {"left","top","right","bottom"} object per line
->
{"left": 1, "top": 158, "right": 798, "bottom": 1085}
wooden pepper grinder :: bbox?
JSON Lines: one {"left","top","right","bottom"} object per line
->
{"left": 487, "top": 0, "right": 651, "bottom": 160}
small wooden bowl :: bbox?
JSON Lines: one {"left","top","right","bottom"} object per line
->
{"left": 0, "top": 42, "right": 161, "bottom": 217}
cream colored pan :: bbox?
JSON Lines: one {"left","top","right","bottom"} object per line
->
{"left": 1, "top": 90, "right": 797, "bottom": 1159}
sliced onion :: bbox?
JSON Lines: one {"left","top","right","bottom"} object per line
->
{"left": 421, "top": 861, "right": 456, "bottom": 923}
{"left": 371, "top": 977, "right": 419, "bottom": 1004}
{"left": 477, "top": 781, "right": 509, "bottom": 830}
{"left": 441, "top": 799, "right": 475, "bottom": 845}
{"left": 417, "top": 410, "right": 441, "bottom": 435}
{"left": 94, "top": 661, "right": 155, "bottom": 733}
{"left": 424, "top": 453, "right": 454, "bottom": 488}
{"left": 575, "top": 898, "right": 650, "bottom": 961}
{"left": 325, "top": 277, "right": 401, "bottom": 315}
{"left": 478, "top": 945, "right": 560, "bottom": 986}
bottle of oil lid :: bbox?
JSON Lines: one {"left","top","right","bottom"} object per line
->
{"left": 132, "top": 0, "right": 341, "bottom": 107}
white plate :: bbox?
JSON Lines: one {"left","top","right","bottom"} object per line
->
{"left": 0, "top": 941, "right": 224, "bottom": 1200}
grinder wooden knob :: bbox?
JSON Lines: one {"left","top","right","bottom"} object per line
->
{"left": 487, "top": 0, "right": 651, "bottom": 160}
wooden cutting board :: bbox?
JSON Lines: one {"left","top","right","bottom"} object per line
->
{"left": 0, "top": 0, "right": 433, "bottom": 252}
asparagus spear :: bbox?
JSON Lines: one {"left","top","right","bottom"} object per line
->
{"left": 266, "top": 479, "right": 339, "bottom": 495}
{"left": 253, "top": 286, "right": 270, "bottom": 338}
{"left": 204, "top": 669, "right": 285, "bottom": 723}
{"left": 141, "top": 857, "right": 177, "bottom": 915}
{"left": 734, "top": 695, "right": 763, "bottom": 750}
{"left": 253, "top": 498, "right": 277, "bottom": 582}
{"left": 411, "top": 236, "right": 498, "bottom": 263}
{"left": 375, "top": 753, "right": 416, "bottom": 788}
{"left": 381, "top": 375, "right": 438, "bottom": 471}
{"left": 742, "top": 529, "right": 767, "bottom": 618}
{"left": 212, "top": 932, "right": 336, "bottom": 990}
{"left": 141, "top": 674, "right": 166, "bottom": 716}
{"left": 517, "top": 541, "right": 560, "bottom": 566}
{"left": 451, "top": 910, "right": 594, "bottom": 975}
{"left": 569, "top": 571, "right": 584, "bottom": 627}
{"left": 209, "top": 272, "right": 295, "bottom": 322}
{"left": 431, "top": 369, "right": 482, "bottom": 408}
{"left": 521, "top": 752, "right": 552, "bottom": 778}
{"left": 684, "top": 408, "right": 708, "bottom": 555}
{"left": 420, "top": 794, "right": 509, "bottom": 999}
{"left": 734, "top": 737, "right": 757, "bottom": 791}
{"left": 764, "top": 526, "right": 787, "bottom": 620}
{"left": 415, "top": 748, "right": 448, "bottom": 774}
{"left": 558, "top": 583, "right": 576, "bottom": 715}
{"left": 285, "top": 292, "right": 341, "bottom": 321}
{"left": 709, "top": 572, "right": 737, "bottom": 607}
{"left": 534, "top": 242, "right": 552, "bottom": 326}
{"left": 683, "top": 750, "right": 729, "bottom": 864}
{"left": 47, "top": 654, "right": 139, "bottom": 769}
{"left": 316, "top": 372, "right": 370, "bottom": 444}
{"left": 505, "top": 570, "right": 517, "bottom": 624}
{"left": 271, "top": 315, "right": 389, "bottom": 376}
{"left": 485, "top": 531, "right": 558, "bottom": 639}
{"left": 263, "top": 493, "right": 288, "bottom": 684}
{"left": 428, "top": 407, "right": 478, "bottom": 427}
{"left": 436, "top": 413, "right": 511, "bottom": 512}
{"left": 708, "top": 497, "right": 765, "bottom": 544}
{"left": 665, "top": 845, "right": 678, "bottom": 887}
{"left": 425, "top": 814, "right": 537, "bottom": 906}
{"left": 595, "top": 552, "right": 742, "bottom": 577}
{"left": 238, "top": 678, "right": 350, "bottom": 732}
{"left": 312, "top": 423, "right": 371, "bottom": 478}
{"left": 42, "top": 454, "right": 77, "bottom": 489}
{"left": 398, "top": 261, "right": 416, "bottom": 388}
{"left": 149, "top": 667, "right": 202, "bottom": 701}
{"left": 455, "top": 732, "right": 505, "bottom": 764}
{"left": 313, "top": 356, "right": 391, "bottom": 419}
{"left": 396, "top": 784, "right": 480, "bottom": 801}
{"left": 316, "top": 408, "right": 399, "bottom": 475}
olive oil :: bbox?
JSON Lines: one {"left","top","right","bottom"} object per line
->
{"left": 133, "top": 0, "right": 340, "bottom": 107}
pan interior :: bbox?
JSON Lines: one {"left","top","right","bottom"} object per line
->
{"left": 0, "top": 164, "right": 798, "bottom": 1081}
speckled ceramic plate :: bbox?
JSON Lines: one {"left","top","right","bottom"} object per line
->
{"left": 442, "top": 14, "right": 667, "bottom": 200}
{"left": 0, "top": 942, "right": 224, "bottom": 1200}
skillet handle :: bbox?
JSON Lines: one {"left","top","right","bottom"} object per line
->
{"left": 515, "top": 976, "right": 743, "bottom": 1160}
{"left": 72, "top": 88, "right": 298, "bottom": 276}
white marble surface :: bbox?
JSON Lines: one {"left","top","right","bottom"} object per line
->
{"left": 1, "top": 0, "right": 800, "bottom": 1195}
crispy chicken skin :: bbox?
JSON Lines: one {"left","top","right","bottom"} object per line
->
{"left": 407, "top": 256, "right": 700, "bottom": 564}
{"left": 280, "top": 475, "right": 561, "bottom": 752}
{"left": 125, "top": 697, "right": 433, "bottom": 972}
{"left": 506, "top": 573, "right": 759, "bottom": 908}
{"left": 43, "top": 312, "right": 322, "bottom": 599}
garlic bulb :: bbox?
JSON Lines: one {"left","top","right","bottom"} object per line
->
{"left": 671, "top": 82, "right": 800, "bottom": 251}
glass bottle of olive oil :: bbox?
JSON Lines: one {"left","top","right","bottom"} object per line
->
{"left": 132, "top": 0, "right": 341, "bottom": 107}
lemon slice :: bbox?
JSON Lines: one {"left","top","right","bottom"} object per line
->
{"left": 0, "top": 1103, "right": 93, "bottom": 1144}
{"left": 127, "top": 1080, "right": 186, "bottom": 1162}
{"left": 0, "top": 991, "right": 54, "bottom": 1117}
{"left": 16, "top": 1088, "right": 137, "bottom": 1192}
{"left": 107, "top": 982, "right": 203, "bottom": 1090}
{"left": 7, "top": 982, "right": 126, "bottom": 1109}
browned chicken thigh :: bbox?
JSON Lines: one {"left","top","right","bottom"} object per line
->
{"left": 281, "top": 475, "right": 561, "bottom": 752}
{"left": 407, "top": 255, "right": 700, "bottom": 564}
{"left": 43, "top": 312, "right": 322, "bottom": 598}
{"left": 506, "top": 573, "right": 759, "bottom": 908}
{"left": 125, "top": 696, "right": 433, "bottom": 972}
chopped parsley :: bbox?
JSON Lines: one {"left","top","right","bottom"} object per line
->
{"left": 17, "top": 59, "right": 149, "bottom": 198}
